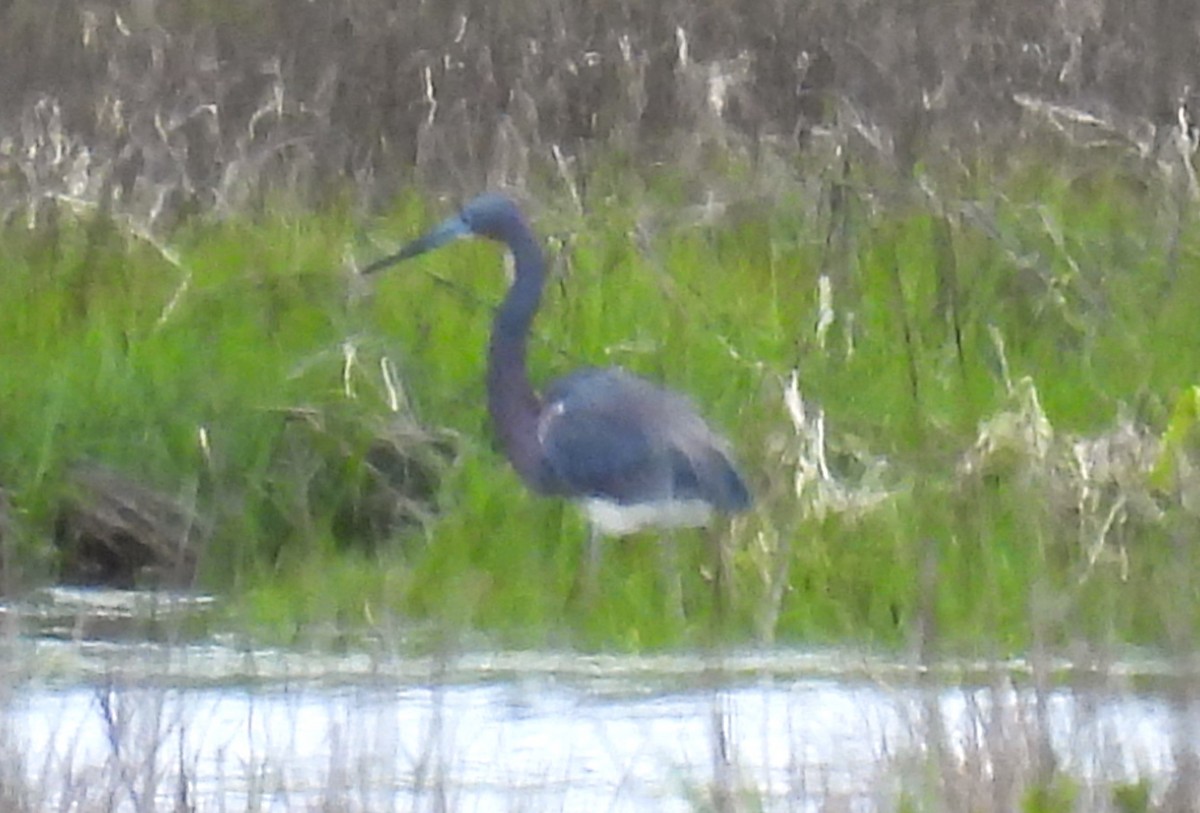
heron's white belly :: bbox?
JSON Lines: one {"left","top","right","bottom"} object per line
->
{"left": 581, "top": 497, "right": 713, "bottom": 536}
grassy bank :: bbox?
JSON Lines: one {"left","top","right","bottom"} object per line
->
{"left": 1, "top": 154, "right": 1198, "bottom": 652}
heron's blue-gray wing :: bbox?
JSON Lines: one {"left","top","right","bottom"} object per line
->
{"left": 538, "top": 375, "right": 664, "bottom": 503}
{"left": 539, "top": 368, "right": 750, "bottom": 510}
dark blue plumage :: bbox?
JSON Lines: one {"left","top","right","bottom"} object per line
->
{"left": 364, "top": 194, "right": 751, "bottom": 594}
{"left": 538, "top": 367, "right": 750, "bottom": 531}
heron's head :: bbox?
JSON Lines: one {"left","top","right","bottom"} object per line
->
{"left": 458, "top": 193, "right": 526, "bottom": 242}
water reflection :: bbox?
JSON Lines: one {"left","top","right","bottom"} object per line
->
{"left": 7, "top": 651, "right": 1189, "bottom": 811}
{"left": 0, "top": 588, "right": 1192, "bottom": 811}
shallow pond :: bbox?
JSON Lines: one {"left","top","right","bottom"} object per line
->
{"left": 1, "top": 588, "right": 1193, "bottom": 811}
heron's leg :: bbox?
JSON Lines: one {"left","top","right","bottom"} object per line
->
{"left": 580, "top": 524, "right": 602, "bottom": 606}
{"left": 659, "top": 533, "right": 685, "bottom": 623}
{"left": 707, "top": 526, "right": 734, "bottom": 618}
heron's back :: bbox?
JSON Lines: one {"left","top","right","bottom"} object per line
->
{"left": 537, "top": 368, "right": 750, "bottom": 530}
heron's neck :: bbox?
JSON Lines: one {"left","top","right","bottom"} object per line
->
{"left": 486, "top": 228, "right": 549, "bottom": 489}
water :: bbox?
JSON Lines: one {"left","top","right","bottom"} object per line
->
{"left": 1, "top": 589, "right": 1193, "bottom": 811}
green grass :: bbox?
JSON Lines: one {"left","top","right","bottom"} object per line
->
{"left": 2, "top": 157, "right": 1199, "bottom": 652}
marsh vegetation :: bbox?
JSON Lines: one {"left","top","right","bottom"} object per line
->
{"left": 2, "top": 0, "right": 1200, "bottom": 808}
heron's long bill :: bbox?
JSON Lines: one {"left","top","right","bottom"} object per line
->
{"left": 361, "top": 213, "right": 470, "bottom": 275}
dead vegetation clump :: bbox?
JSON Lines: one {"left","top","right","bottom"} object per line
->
{"left": 54, "top": 461, "right": 205, "bottom": 588}
{"left": 49, "top": 417, "right": 455, "bottom": 588}
{"left": 49, "top": 372, "right": 456, "bottom": 589}
{"left": 958, "top": 372, "right": 1166, "bottom": 585}
{"left": 751, "top": 370, "right": 900, "bottom": 642}
{"left": 264, "top": 405, "right": 457, "bottom": 559}
{"left": 252, "top": 346, "right": 460, "bottom": 562}
{"left": 750, "top": 355, "right": 1174, "bottom": 645}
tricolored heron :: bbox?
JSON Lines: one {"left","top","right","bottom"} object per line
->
{"left": 363, "top": 193, "right": 751, "bottom": 609}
